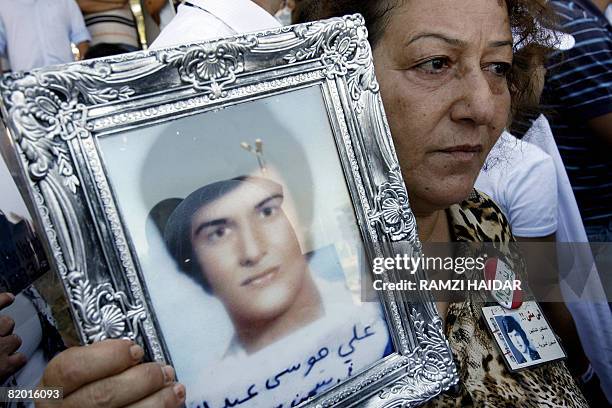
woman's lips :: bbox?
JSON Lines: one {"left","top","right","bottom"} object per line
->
{"left": 437, "top": 144, "right": 483, "bottom": 161}
{"left": 241, "top": 267, "right": 279, "bottom": 287}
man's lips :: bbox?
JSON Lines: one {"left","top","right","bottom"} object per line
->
{"left": 241, "top": 267, "right": 279, "bottom": 287}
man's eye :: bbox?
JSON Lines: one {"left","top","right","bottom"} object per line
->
{"left": 259, "top": 206, "right": 278, "bottom": 218}
{"left": 416, "top": 57, "right": 450, "bottom": 74}
{"left": 207, "top": 227, "right": 228, "bottom": 242}
{"left": 486, "top": 62, "right": 512, "bottom": 77}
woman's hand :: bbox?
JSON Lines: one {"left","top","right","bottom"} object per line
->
{"left": 0, "top": 292, "right": 27, "bottom": 384}
{"left": 37, "top": 339, "right": 185, "bottom": 407}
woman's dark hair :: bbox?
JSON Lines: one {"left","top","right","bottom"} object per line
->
{"left": 292, "top": 0, "right": 558, "bottom": 120}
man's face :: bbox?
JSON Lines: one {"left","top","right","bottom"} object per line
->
{"left": 190, "top": 179, "right": 308, "bottom": 324}
{"left": 508, "top": 329, "right": 527, "bottom": 353}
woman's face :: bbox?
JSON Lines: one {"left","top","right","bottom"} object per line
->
{"left": 373, "top": 0, "right": 513, "bottom": 214}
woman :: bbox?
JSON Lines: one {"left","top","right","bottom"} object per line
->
{"left": 293, "top": 0, "right": 588, "bottom": 406}
{"left": 36, "top": 0, "right": 588, "bottom": 407}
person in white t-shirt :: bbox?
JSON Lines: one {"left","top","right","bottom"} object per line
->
{"left": 476, "top": 131, "right": 558, "bottom": 240}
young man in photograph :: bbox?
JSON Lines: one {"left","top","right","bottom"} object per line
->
{"left": 163, "top": 176, "right": 324, "bottom": 355}
{"left": 161, "top": 173, "right": 390, "bottom": 407}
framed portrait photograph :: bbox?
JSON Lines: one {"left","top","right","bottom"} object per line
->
{"left": 0, "top": 15, "right": 457, "bottom": 407}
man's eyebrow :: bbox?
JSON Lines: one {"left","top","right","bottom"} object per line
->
{"left": 193, "top": 218, "right": 228, "bottom": 237}
{"left": 255, "top": 194, "right": 283, "bottom": 210}
{"left": 407, "top": 33, "right": 513, "bottom": 49}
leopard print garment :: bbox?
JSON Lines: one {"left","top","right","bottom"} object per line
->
{"left": 424, "top": 190, "right": 589, "bottom": 408}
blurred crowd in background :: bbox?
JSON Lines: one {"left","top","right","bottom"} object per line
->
{"left": 0, "top": 0, "right": 183, "bottom": 73}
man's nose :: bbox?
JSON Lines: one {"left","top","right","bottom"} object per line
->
{"left": 451, "top": 69, "right": 497, "bottom": 126}
{"left": 238, "top": 222, "right": 266, "bottom": 267}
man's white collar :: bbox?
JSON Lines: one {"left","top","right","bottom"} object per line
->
{"left": 187, "top": 0, "right": 282, "bottom": 34}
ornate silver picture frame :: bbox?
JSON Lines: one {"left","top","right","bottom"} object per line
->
{"left": 0, "top": 15, "right": 457, "bottom": 407}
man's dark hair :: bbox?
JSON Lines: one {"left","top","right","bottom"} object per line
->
{"left": 501, "top": 315, "right": 540, "bottom": 362}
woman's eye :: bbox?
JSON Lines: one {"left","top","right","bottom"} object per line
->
{"left": 486, "top": 62, "right": 512, "bottom": 77}
{"left": 416, "top": 57, "right": 450, "bottom": 74}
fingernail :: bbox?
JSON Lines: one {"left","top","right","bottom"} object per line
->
{"left": 161, "top": 365, "right": 174, "bottom": 384}
{"left": 173, "top": 383, "right": 185, "bottom": 401}
{"left": 129, "top": 344, "right": 144, "bottom": 360}
{"left": 5, "top": 293, "right": 15, "bottom": 301}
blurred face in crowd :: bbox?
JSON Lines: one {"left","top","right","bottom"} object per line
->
{"left": 189, "top": 178, "right": 310, "bottom": 326}
{"left": 373, "top": 0, "right": 513, "bottom": 214}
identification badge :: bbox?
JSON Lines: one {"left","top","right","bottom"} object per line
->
{"left": 482, "top": 301, "right": 566, "bottom": 372}
{"left": 484, "top": 257, "right": 522, "bottom": 309}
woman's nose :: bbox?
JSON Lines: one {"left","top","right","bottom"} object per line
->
{"left": 451, "top": 70, "right": 497, "bottom": 127}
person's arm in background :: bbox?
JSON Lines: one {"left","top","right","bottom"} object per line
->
{"left": 511, "top": 162, "right": 607, "bottom": 405}
{"left": 76, "top": 42, "right": 89, "bottom": 61}
{"left": 588, "top": 112, "right": 612, "bottom": 145}
{"left": 66, "top": 0, "right": 91, "bottom": 60}
{"left": 504, "top": 153, "right": 590, "bottom": 377}
{"left": 478, "top": 140, "right": 596, "bottom": 389}
{"left": 144, "top": 0, "right": 169, "bottom": 25}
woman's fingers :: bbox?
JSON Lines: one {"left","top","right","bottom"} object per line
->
{"left": 5, "top": 352, "right": 27, "bottom": 367}
{"left": 57, "top": 362, "right": 179, "bottom": 408}
{"left": 127, "top": 383, "right": 186, "bottom": 408}
{"left": 0, "top": 315, "right": 15, "bottom": 336}
{"left": 40, "top": 339, "right": 144, "bottom": 396}
{"left": 0, "top": 333, "right": 21, "bottom": 354}
{"left": 0, "top": 293, "right": 15, "bottom": 310}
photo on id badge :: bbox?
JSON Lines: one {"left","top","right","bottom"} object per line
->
{"left": 483, "top": 301, "right": 566, "bottom": 372}
{"left": 98, "top": 86, "right": 393, "bottom": 407}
